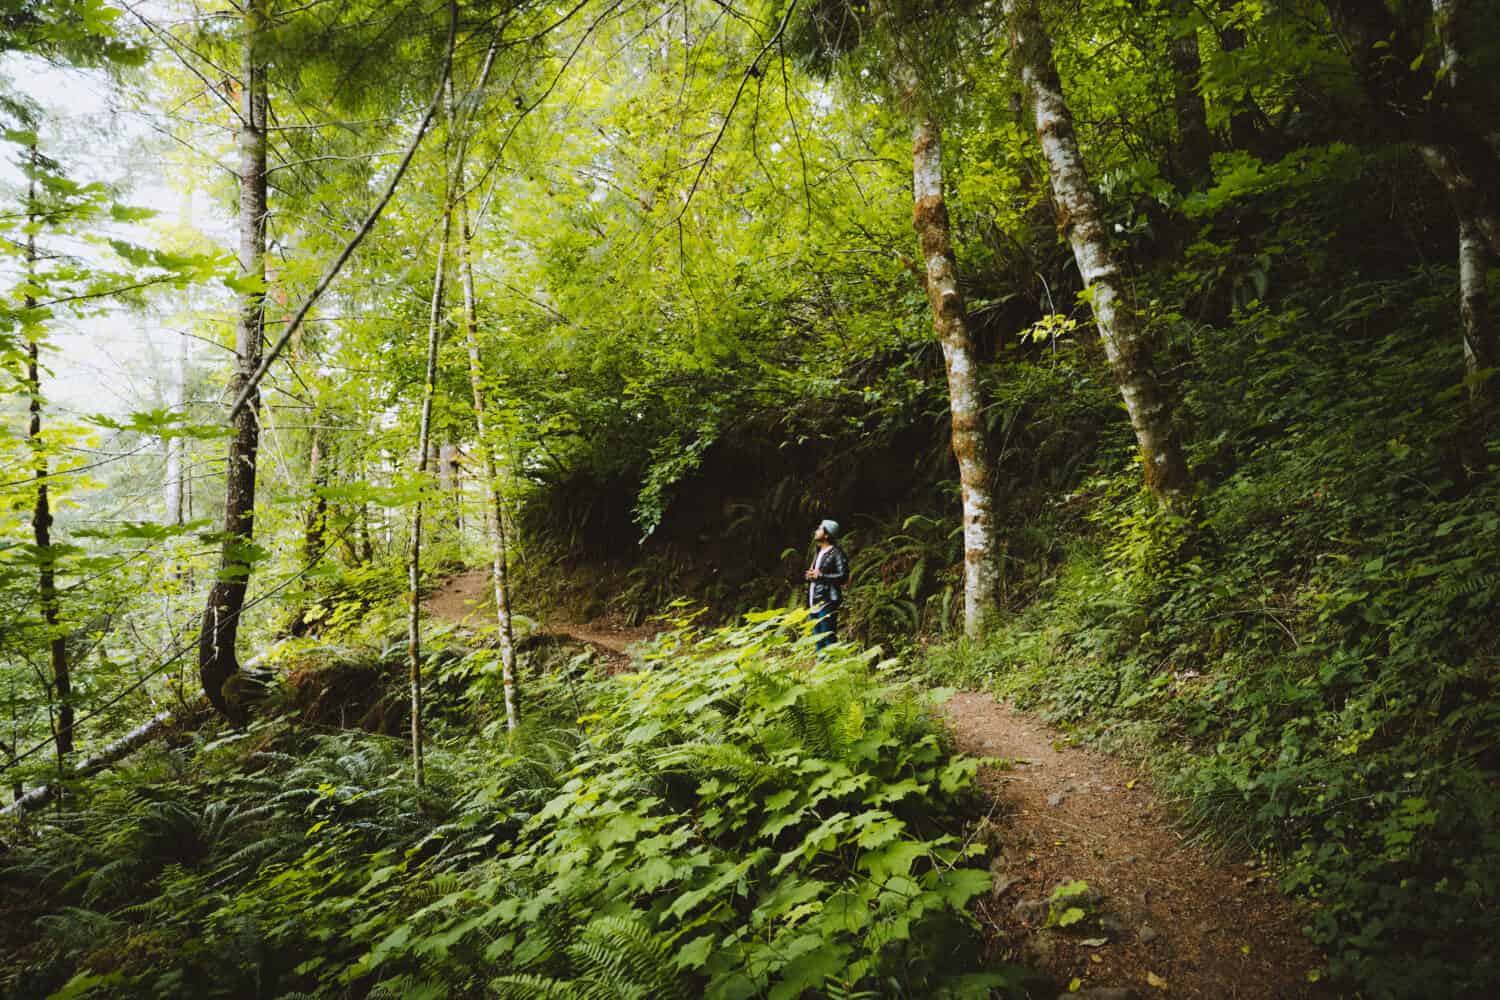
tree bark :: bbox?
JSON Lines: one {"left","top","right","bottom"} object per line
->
{"left": 23, "top": 146, "right": 71, "bottom": 763}
{"left": 1323, "top": 0, "right": 1500, "bottom": 256}
{"left": 1169, "top": 3, "right": 1211, "bottom": 183}
{"left": 1003, "top": 0, "right": 1193, "bottom": 503}
{"left": 304, "top": 425, "right": 328, "bottom": 568}
{"left": 199, "top": 0, "right": 268, "bottom": 725}
{"left": 458, "top": 193, "right": 521, "bottom": 729}
{"left": 408, "top": 199, "right": 452, "bottom": 786}
{"left": 1457, "top": 216, "right": 1495, "bottom": 399}
{"left": 439, "top": 442, "right": 462, "bottom": 536}
{"left": 909, "top": 117, "right": 1004, "bottom": 634}
{"left": 1215, "top": 0, "right": 1260, "bottom": 153}
{"left": 1426, "top": 1, "right": 1497, "bottom": 404}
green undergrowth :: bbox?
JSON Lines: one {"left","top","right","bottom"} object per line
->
{"left": 2, "top": 610, "right": 1016, "bottom": 999}
{"left": 919, "top": 277, "right": 1500, "bottom": 996}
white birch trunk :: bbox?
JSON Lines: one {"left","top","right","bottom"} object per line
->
{"left": 458, "top": 195, "right": 521, "bottom": 729}
{"left": 911, "top": 118, "right": 1003, "bottom": 634}
{"left": 1003, "top": 0, "right": 1192, "bottom": 503}
{"left": 165, "top": 333, "right": 187, "bottom": 527}
{"left": 1458, "top": 217, "right": 1494, "bottom": 396}
{"left": 408, "top": 201, "right": 452, "bottom": 787}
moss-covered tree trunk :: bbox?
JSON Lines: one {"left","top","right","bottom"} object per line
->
{"left": 199, "top": 0, "right": 267, "bottom": 725}
{"left": 910, "top": 116, "right": 1003, "bottom": 634}
{"left": 1002, "top": 0, "right": 1192, "bottom": 504}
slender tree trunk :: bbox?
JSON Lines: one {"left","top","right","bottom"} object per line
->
{"left": 408, "top": 198, "right": 453, "bottom": 786}
{"left": 23, "top": 147, "right": 71, "bottom": 763}
{"left": 1425, "top": 2, "right": 1497, "bottom": 404}
{"left": 1323, "top": 0, "right": 1500, "bottom": 256}
{"left": 1169, "top": 3, "right": 1211, "bottom": 183}
{"left": 199, "top": 0, "right": 268, "bottom": 724}
{"left": 27, "top": 343, "right": 69, "bottom": 765}
{"left": 1003, "top": 0, "right": 1193, "bottom": 504}
{"left": 165, "top": 333, "right": 187, "bottom": 528}
{"left": 304, "top": 426, "right": 328, "bottom": 567}
{"left": 439, "top": 442, "right": 462, "bottom": 537}
{"left": 1216, "top": 0, "right": 1259, "bottom": 153}
{"left": 1458, "top": 217, "right": 1495, "bottom": 398}
{"left": 458, "top": 193, "right": 520, "bottom": 729}
{"left": 909, "top": 117, "right": 1003, "bottom": 634}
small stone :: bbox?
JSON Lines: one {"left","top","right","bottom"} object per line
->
{"left": 1139, "top": 925, "right": 1159, "bottom": 944}
{"left": 990, "top": 873, "right": 1020, "bottom": 898}
{"left": 1012, "top": 897, "right": 1049, "bottom": 925}
{"left": 1047, "top": 791, "right": 1067, "bottom": 807}
{"left": 1124, "top": 855, "right": 1139, "bottom": 864}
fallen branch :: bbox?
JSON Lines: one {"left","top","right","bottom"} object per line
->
{"left": 2, "top": 710, "right": 175, "bottom": 819}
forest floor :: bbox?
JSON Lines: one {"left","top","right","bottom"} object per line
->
{"left": 424, "top": 573, "right": 1325, "bottom": 998}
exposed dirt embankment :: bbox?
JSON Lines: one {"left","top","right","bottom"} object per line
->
{"left": 424, "top": 568, "right": 658, "bottom": 668}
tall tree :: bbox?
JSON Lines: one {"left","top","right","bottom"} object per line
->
{"left": 1323, "top": 0, "right": 1498, "bottom": 401}
{"left": 407, "top": 185, "right": 453, "bottom": 786}
{"left": 1001, "top": 0, "right": 1193, "bottom": 504}
{"left": 1431, "top": 0, "right": 1496, "bottom": 403}
{"left": 21, "top": 141, "right": 71, "bottom": 763}
{"left": 872, "top": 2, "right": 1002, "bottom": 635}
{"left": 1168, "top": 1, "right": 1211, "bottom": 184}
{"left": 198, "top": 0, "right": 268, "bottom": 724}
{"left": 449, "top": 34, "right": 520, "bottom": 728}
{"left": 1323, "top": 0, "right": 1500, "bottom": 255}
{"left": 164, "top": 332, "right": 188, "bottom": 529}
{"left": 458, "top": 192, "right": 520, "bottom": 730}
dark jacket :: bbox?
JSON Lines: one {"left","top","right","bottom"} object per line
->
{"left": 809, "top": 544, "right": 850, "bottom": 608}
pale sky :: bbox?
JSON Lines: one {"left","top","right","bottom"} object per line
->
{"left": 2, "top": 49, "right": 232, "bottom": 423}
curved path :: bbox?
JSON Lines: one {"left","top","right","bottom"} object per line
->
{"left": 943, "top": 691, "right": 1327, "bottom": 999}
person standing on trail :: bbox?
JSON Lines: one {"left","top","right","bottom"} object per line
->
{"left": 804, "top": 519, "right": 849, "bottom": 650}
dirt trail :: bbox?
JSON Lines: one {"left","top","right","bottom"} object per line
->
{"left": 944, "top": 691, "right": 1325, "bottom": 999}
{"left": 424, "top": 569, "right": 655, "bottom": 665}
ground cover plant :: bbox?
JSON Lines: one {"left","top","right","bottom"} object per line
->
{"left": 2, "top": 611, "right": 1013, "bottom": 998}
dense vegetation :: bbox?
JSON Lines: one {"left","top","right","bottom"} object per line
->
{"left": 4, "top": 0, "right": 1500, "bottom": 996}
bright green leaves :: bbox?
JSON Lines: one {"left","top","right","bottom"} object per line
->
{"left": 329, "top": 612, "right": 998, "bottom": 998}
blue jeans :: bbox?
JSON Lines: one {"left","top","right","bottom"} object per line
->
{"left": 811, "top": 603, "right": 839, "bottom": 650}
